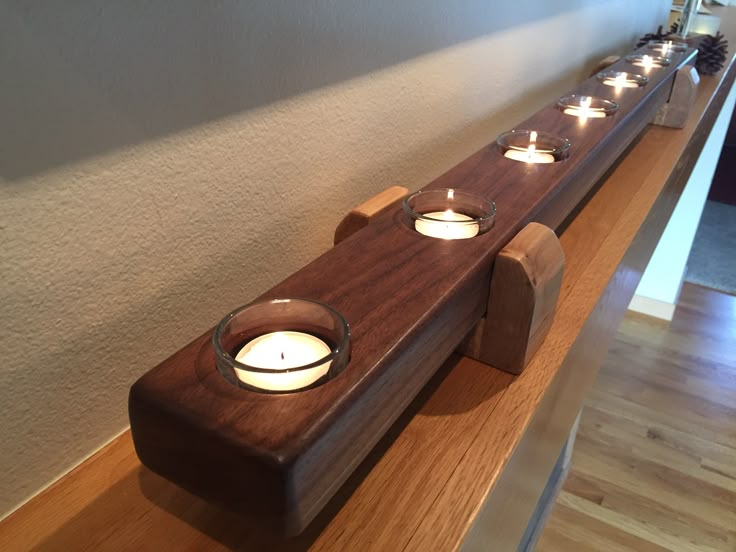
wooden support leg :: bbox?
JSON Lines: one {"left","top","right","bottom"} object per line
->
{"left": 654, "top": 65, "right": 700, "bottom": 129}
{"left": 334, "top": 185, "right": 409, "bottom": 245}
{"left": 460, "top": 223, "right": 565, "bottom": 374}
{"left": 589, "top": 55, "right": 621, "bottom": 76}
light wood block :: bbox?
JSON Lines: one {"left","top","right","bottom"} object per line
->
{"left": 334, "top": 185, "right": 408, "bottom": 245}
{"left": 655, "top": 65, "right": 701, "bottom": 128}
{"left": 589, "top": 55, "right": 621, "bottom": 76}
{"left": 460, "top": 223, "right": 564, "bottom": 374}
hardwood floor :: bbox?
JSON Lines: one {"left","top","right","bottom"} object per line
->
{"left": 537, "top": 283, "right": 736, "bottom": 552}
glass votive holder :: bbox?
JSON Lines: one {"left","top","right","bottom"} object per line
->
{"left": 647, "top": 40, "right": 687, "bottom": 55}
{"left": 597, "top": 71, "right": 649, "bottom": 89}
{"left": 213, "top": 298, "right": 350, "bottom": 393}
{"left": 556, "top": 95, "right": 618, "bottom": 119}
{"left": 403, "top": 188, "right": 495, "bottom": 239}
{"left": 497, "top": 130, "right": 570, "bottom": 164}
{"left": 625, "top": 54, "right": 671, "bottom": 70}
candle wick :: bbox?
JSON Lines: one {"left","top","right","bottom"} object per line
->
{"left": 281, "top": 351, "right": 285, "bottom": 360}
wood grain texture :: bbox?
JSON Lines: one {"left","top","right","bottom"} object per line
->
{"left": 3, "top": 11, "right": 735, "bottom": 549}
{"left": 128, "top": 44, "right": 695, "bottom": 534}
{"left": 537, "top": 285, "right": 736, "bottom": 552}
{"left": 333, "top": 185, "right": 408, "bottom": 245}
{"left": 460, "top": 222, "right": 565, "bottom": 374}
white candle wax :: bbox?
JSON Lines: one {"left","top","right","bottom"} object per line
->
{"left": 562, "top": 99, "right": 605, "bottom": 119}
{"left": 631, "top": 55, "right": 656, "bottom": 71}
{"left": 503, "top": 146, "right": 556, "bottom": 164}
{"left": 234, "top": 331, "right": 332, "bottom": 391}
{"left": 562, "top": 107, "right": 607, "bottom": 118}
{"left": 414, "top": 210, "right": 479, "bottom": 240}
{"left": 601, "top": 78, "right": 639, "bottom": 89}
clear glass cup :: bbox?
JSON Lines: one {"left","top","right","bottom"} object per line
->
{"left": 556, "top": 95, "right": 619, "bottom": 119}
{"left": 403, "top": 189, "right": 495, "bottom": 239}
{"left": 213, "top": 298, "right": 350, "bottom": 393}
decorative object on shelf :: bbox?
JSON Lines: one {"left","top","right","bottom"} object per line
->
{"left": 128, "top": 43, "right": 696, "bottom": 536}
{"left": 639, "top": 22, "right": 728, "bottom": 75}
{"left": 403, "top": 188, "right": 495, "bottom": 239}
{"left": 213, "top": 298, "right": 350, "bottom": 393}
{"left": 597, "top": 70, "right": 649, "bottom": 89}
{"left": 654, "top": 65, "right": 700, "bottom": 128}
{"left": 334, "top": 185, "right": 408, "bottom": 245}
{"left": 648, "top": 40, "right": 688, "bottom": 55}
{"left": 695, "top": 31, "right": 729, "bottom": 75}
{"left": 497, "top": 130, "right": 570, "bottom": 164}
{"left": 458, "top": 223, "right": 564, "bottom": 375}
{"left": 636, "top": 25, "right": 672, "bottom": 48}
{"left": 625, "top": 54, "right": 671, "bottom": 70}
{"left": 556, "top": 95, "right": 618, "bottom": 119}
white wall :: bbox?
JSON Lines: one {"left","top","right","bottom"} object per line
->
{"left": 630, "top": 82, "right": 736, "bottom": 320}
{"left": 0, "top": 1, "right": 668, "bottom": 518}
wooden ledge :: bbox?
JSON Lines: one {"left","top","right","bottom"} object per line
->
{"left": 3, "top": 8, "right": 736, "bottom": 551}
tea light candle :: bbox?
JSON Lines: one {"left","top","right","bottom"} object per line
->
{"left": 632, "top": 54, "right": 655, "bottom": 70}
{"left": 503, "top": 131, "right": 556, "bottom": 163}
{"left": 414, "top": 210, "right": 480, "bottom": 239}
{"left": 234, "top": 331, "right": 331, "bottom": 391}
{"left": 562, "top": 96, "right": 607, "bottom": 119}
{"left": 648, "top": 40, "right": 686, "bottom": 55}
{"left": 602, "top": 73, "right": 639, "bottom": 89}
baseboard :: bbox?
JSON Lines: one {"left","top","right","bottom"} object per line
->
{"left": 627, "top": 294, "right": 676, "bottom": 321}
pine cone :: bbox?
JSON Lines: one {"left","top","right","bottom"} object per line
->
{"left": 636, "top": 25, "right": 672, "bottom": 48}
{"left": 695, "top": 32, "right": 728, "bottom": 75}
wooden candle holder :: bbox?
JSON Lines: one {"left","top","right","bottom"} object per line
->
{"left": 129, "top": 44, "right": 696, "bottom": 535}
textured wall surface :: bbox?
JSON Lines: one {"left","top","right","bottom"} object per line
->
{"left": 0, "top": 1, "right": 668, "bottom": 518}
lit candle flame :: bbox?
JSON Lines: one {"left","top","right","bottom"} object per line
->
{"left": 579, "top": 96, "right": 592, "bottom": 120}
{"left": 614, "top": 73, "right": 626, "bottom": 89}
{"left": 530, "top": 131, "right": 538, "bottom": 144}
{"left": 447, "top": 188, "right": 454, "bottom": 200}
{"left": 642, "top": 55, "right": 653, "bottom": 69}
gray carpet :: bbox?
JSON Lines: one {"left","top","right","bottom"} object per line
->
{"left": 684, "top": 200, "right": 736, "bottom": 295}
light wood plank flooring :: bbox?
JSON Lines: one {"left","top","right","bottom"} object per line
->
{"left": 537, "top": 283, "right": 736, "bottom": 552}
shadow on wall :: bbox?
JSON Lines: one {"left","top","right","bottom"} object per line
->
{"left": 1, "top": 0, "right": 599, "bottom": 181}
